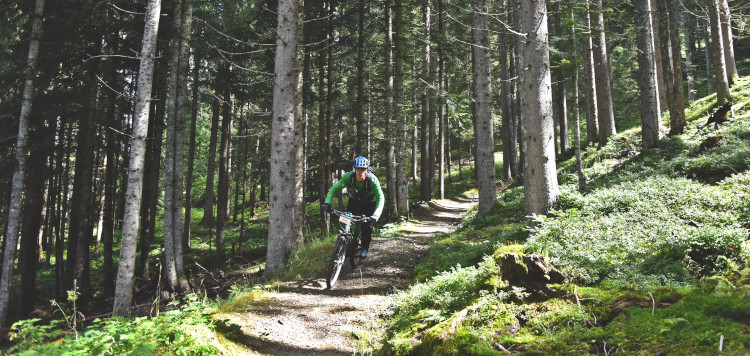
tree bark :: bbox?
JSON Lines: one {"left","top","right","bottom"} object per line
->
{"left": 520, "top": 0, "right": 560, "bottom": 218}
{"left": 164, "top": 0, "right": 191, "bottom": 291}
{"left": 636, "top": 0, "right": 662, "bottom": 149}
{"left": 216, "top": 63, "right": 233, "bottom": 267}
{"left": 265, "top": 0, "right": 303, "bottom": 278}
{"left": 718, "top": 0, "right": 738, "bottom": 84}
{"left": 139, "top": 56, "right": 166, "bottom": 279}
{"left": 590, "top": 0, "right": 616, "bottom": 146}
{"left": 385, "top": 0, "right": 398, "bottom": 218}
{"left": 68, "top": 30, "right": 105, "bottom": 302}
{"left": 583, "top": 7, "right": 598, "bottom": 144}
{"left": 683, "top": 11, "right": 696, "bottom": 102}
{"left": 184, "top": 49, "right": 199, "bottom": 251}
{"left": 656, "top": 0, "right": 686, "bottom": 136}
{"left": 318, "top": 0, "right": 331, "bottom": 234}
{"left": 394, "top": 0, "right": 409, "bottom": 217}
{"left": 651, "top": 0, "right": 668, "bottom": 114}
{"left": 113, "top": 0, "right": 162, "bottom": 317}
{"left": 471, "top": 0, "right": 497, "bottom": 215}
{"left": 0, "top": 0, "right": 44, "bottom": 326}
{"left": 437, "top": 0, "right": 445, "bottom": 199}
{"left": 356, "top": 0, "right": 366, "bottom": 155}
{"left": 420, "top": 0, "right": 433, "bottom": 202}
{"left": 499, "top": 0, "right": 516, "bottom": 180}
{"left": 706, "top": 0, "right": 731, "bottom": 105}
{"left": 18, "top": 113, "right": 53, "bottom": 319}
{"left": 553, "top": 1, "right": 568, "bottom": 154}
{"left": 569, "top": 5, "right": 586, "bottom": 193}
{"left": 201, "top": 74, "right": 221, "bottom": 226}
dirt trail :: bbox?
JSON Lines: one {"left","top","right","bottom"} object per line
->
{"left": 221, "top": 196, "right": 477, "bottom": 355}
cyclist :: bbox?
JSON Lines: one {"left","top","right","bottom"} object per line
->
{"left": 321, "top": 156, "right": 384, "bottom": 258}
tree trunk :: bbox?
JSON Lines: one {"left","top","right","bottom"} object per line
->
{"left": 718, "top": 0, "right": 738, "bottom": 85}
{"left": 356, "top": 0, "right": 366, "bottom": 155}
{"left": 583, "top": 8, "right": 598, "bottom": 144}
{"left": 201, "top": 75, "right": 221, "bottom": 226}
{"left": 651, "top": 0, "right": 668, "bottom": 114}
{"left": 139, "top": 57, "right": 166, "bottom": 279}
{"left": 0, "top": 0, "right": 44, "bottom": 326}
{"left": 656, "top": 0, "right": 686, "bottom": 136}
{"left": 184, "top": 49, "right": 199, "bottom": 251}
{"left": 591, "top": 0, "right": 616, "bottom": 146}
{"left": 18, "top": 115, "right": 53, "bottom": 319}
{"left": 706, "top": 0, "right": 731, "bottom": 104}
{"left": 683, "top": 11, "right": 696, "bottom": 102}
{"left": 520, "top": 0, "right": 560, "bottom": 218}
{"left": 437, "top": 0, "right": 445, "bottom": 199}
{"left": 636, "top": 0, "right": 662, "bottom": 149}
{"left": 412, "top": 119, "right": 418, "bottom": 181}
{"left": 318, "top": 0, "right": 331, "bottom": 234}
{"left": 420, "top": 0, "right": 433, "bottom": 202}
{"left": 428, "top": 0, "right": 437, "bottom": 200}
{"left": 704, "top": 20, "right": 714, "bottom": 95}
{"left": 293, "top": 0, "right": 306, "bottom": 255}
{"left": 164, "top": 0, "right": 191, "bottom": 291}
{"left": 68, "top": 30, "right": 105, "bottom": 302}
{"left": 499, "top": 1, "right": 515, "bottom": 180}
{"left": 100, "top": 73, "right": 120, "bottom": 297}
{"left": 569, "top": 4, "right": 586, "bottom": 193}
{"left": 471, "top": 0, "right": 497, "bottom": 215}
{"left": 216, "top": 64, "right": 233, "bottom": 267}
{"left": 113, "top": 0, "right": 162, "bottom": 317}
{"left": 553, "top": 1, "right": 568, "bottom": 154}
{"left": 666, "top": 0, "right": 686, "bottom": 135}
{"left": 385, "top": 0, "right": 398, "bottom": 218}
{"left": 265, "top": 0, "right": 303, "bottom": 279}
{"left": 394, "top": 0, "right": 409, "bottom": 217}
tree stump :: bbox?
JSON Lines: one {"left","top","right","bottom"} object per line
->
{"left": 497, "top": 252, "right": 566, "bottom": 301}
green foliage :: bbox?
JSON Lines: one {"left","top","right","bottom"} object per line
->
{"left": 528, "top": 175, "right": 750, "bottom": 284}
{"left": 381, "top": 76, "right": 750, "bottom": 355}
{"left": 7, "top": 295, "right": 222, "bottom": 355}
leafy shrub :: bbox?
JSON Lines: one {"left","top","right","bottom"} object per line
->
{"left": 8, "top": 296, "right": 221, "bottom": 355}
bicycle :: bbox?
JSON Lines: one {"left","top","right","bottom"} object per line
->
{"left": 325, "top": 208, "right": 368, "bottom": 289}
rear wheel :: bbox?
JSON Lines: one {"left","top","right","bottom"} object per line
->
{"left": 326, "top": 237, "right": 347, "bottom": 289}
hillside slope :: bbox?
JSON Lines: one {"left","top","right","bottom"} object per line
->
{"left": 380, "top": 78, "right": 750, "bottom": 355}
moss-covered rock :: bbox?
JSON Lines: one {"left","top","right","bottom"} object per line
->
{"left": 495, "top": 252, "right": 566, "bottom": 301}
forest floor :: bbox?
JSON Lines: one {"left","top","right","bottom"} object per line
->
{"left": 219, "top": 194, "right": 478, "bottom": 355}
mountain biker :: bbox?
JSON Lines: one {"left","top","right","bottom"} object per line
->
{"left": 320, "top": 156, "right": 384, "bottom": 258}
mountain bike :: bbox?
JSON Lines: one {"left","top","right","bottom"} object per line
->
{"left": 325, "top": 208, "right": 368, "bottom": 289}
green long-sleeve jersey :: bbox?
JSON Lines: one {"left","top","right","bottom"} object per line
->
{"left": 324, "top": 171, "right": 384, "bottom": 219}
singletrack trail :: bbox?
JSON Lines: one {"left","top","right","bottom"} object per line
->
{"left": 220, "top": 196, "right": 477, "bottom": 355}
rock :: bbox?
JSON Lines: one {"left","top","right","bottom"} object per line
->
{"left": 496, "top": 252, "right": 566, "bottom": 301}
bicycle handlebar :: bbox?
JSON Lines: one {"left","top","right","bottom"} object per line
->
{"left": 329, "top": 208, "right": 369, "bottom": 222}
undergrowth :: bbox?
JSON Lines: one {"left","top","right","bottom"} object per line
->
{"left": 7, "top": 295, "right": 228, "bottom": 355}
{"left": 380, "top": 77, "right": 750, "bottom": 355}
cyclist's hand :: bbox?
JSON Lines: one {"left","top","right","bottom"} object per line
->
{"left": 321, "top": 203, "right": 331, "bottom": 212}
{"left": 368, "top": 215, "right": 379, "bottom": 223}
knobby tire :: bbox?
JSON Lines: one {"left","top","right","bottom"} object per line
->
{"left": 326, "top": 237, "right": 346, "bottom": 289}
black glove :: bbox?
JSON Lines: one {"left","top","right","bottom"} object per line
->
{"left": 368, "top": 215, "right": 379, "bottom": 223}
{"left": 321, "top": 203, "right": 331, "bottom": 212}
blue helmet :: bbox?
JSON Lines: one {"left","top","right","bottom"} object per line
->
{"left": 353, "top": 156, "right": 369, "bottom": 169}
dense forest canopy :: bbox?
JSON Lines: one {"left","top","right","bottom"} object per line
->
{"left": 0, "top": 0, "right": 748, "bottom": 342}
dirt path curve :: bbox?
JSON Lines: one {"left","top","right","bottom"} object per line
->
{"left": 222, "top": 195, "right": 477, "bottom": 355}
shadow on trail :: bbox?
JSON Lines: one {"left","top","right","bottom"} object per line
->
{"left": 227, "top": 329, "right": 351, "bottom": 356}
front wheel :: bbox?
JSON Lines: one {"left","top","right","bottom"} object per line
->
{"left": 326, "top": 237, "right": 347, "bottom": 289}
